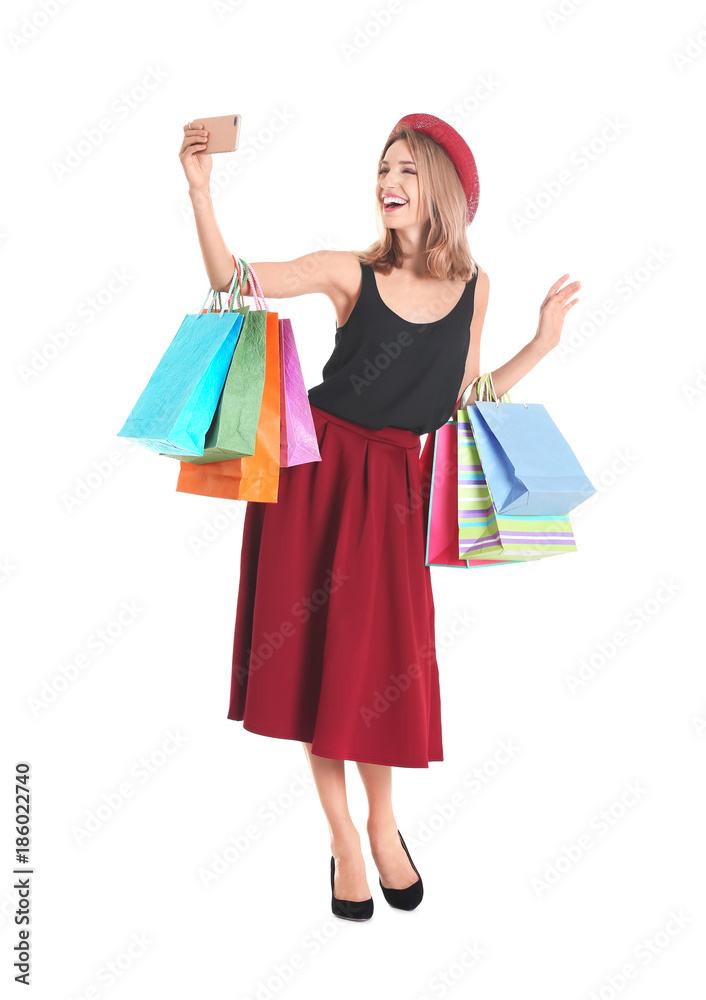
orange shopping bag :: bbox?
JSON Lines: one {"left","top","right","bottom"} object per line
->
{"left": 176, "top": 267, "right": 281, "bottom": 502}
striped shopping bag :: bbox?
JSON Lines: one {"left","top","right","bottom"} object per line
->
{"left": 420, "top": 416, "right": 525, "bottom": 568}
{"left": 457, "top": 409, "right": 577, "bottom": 561}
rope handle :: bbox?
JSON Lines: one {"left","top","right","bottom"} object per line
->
{"left": 207, "top": 258, "right": 250, "bottom": 314}
{"left": 223, "top": 255, "right": 248, "bottom": 312}
{"left": 450, "top": 372, "right": 514, "bottom": 422}
{"left": 198, "top": 261, "right": 241, "bottom": 316}
{"left": 213, "top": 258, "right": 247, "bottom": 313}
{"left": 476, "top": 372, "right": 528, "bottom": 409}
{"left": 477, "top": 372, "right": 512, "bottom": 405}
{"left": 234, "top": 257, "right": 268, "bottom": 310}
{"left": 227, "top": 256, "right": 246, "bottom": 311}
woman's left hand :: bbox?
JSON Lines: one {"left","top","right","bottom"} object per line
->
{"left": 535, "top": 274, "right": 581, "bottom": 349}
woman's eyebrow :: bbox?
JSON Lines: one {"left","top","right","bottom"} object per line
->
{"left": 379, "top": 158, "right": 417, "bottom": 166}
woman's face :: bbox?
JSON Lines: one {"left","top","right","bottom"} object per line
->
{"left": 376, "top": 138, "right": 425, "bottom": 228}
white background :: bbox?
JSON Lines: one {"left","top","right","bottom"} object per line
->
{"left": 3, "top": 0, "right": 705, "bottom": 997}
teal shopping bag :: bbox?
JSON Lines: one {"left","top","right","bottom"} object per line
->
{"left": 468, "top": 373, "right": 596, "bottom": 516}
{"left": 163, "top": 260, "right": 270, "bottom": 464}
{"left": 117, "top": 269, "right": 243, "bottom": 456}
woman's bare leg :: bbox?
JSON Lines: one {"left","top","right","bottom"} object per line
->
{"left": 301, "top": 742, "right": 370, "bottom": 901}
{"left": 356, "top": 762, "right": 419, "bottom": 890}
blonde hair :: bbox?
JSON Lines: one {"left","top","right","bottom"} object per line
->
{"left": 357, "top": 125, "right": 478, "bottom": 281}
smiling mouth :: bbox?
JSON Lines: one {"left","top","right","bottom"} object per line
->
{"left": 382, "top": 200, "right": 408, "bottom": 213}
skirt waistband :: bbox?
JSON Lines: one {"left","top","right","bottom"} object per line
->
{"left": 309, "top": 403, "right": 421, "bottom": 450}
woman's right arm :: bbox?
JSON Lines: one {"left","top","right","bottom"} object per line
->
{"left": 179, "top": 122, "right": 338, "bottom": 300}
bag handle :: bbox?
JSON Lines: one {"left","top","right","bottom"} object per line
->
{"left": 476, "top": 372, "right": 527, "bottom": 409}
{"left": 478, "top": 372, "right": 512, "bottom": 405}
{"left": 198, "top": 261, "right": 241, "bottom": 316}
{"left": 233, "top": 256, "right": 268, "bottom": 310}
{"left": 449, "top": 371, "right": 518, "bottom": 423}
{"left": 223, "top": 256, "right": 248, "bottom": 312}
{"left": 449, "top": 373, "right": 493, "bottom": 422}
{"left": 215, "top": 258, "right": 247, "bottom": 313}
{"left": 460, "top": 374, "right": 484, "bottom": 409}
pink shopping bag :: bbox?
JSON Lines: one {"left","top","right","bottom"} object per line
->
{"left": 420, "top": 418, "right": 521, "bottom": 569}
{"left": 279, "top": 317, "right": 321, "bottom": 467}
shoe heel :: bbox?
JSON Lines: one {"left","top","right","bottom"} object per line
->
{"left": 378, "top": 830, "right": 423, "bottom": 911}
{"left": 330, "top": 855, "right": 374, "bottom": 921}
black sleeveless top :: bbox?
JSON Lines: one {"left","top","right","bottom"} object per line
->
{"left": 307, "top": 259, "right": 478, "bottom": 435}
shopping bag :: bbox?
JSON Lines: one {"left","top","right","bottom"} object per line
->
{"left": 420, "top": 413, "right": 524, "bottom": 569}
{"left": 175, "top": 261, "right": 282, "bottom": 501}
{"left": 163, "top": 263, "right": 270, "bottom": 462}
{"left": 279, "top": 317, "right": 321, "bottom": 467}
{"left": 117, "top": 269, "right": 243, "bottom": 456}
{"left": 279, "top": 322, "right": 289, "bottom": 467}
{"left": 457, "top": 408, "right": 577, "bottom": 560}
{"left": 244, "top": 262, "right": 320, "bottom": 467}
{"left": 469, "top": 372, "right": 596, "bottom": 515}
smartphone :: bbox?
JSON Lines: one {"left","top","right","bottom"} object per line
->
{"left": 192, "top": 114, "right": 242, "bottom": 154}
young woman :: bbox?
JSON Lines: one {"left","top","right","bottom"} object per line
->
{"left": 178, "top": 112, "right": 580, "bottom": 921}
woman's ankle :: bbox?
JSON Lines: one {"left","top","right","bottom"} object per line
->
{"left": 330, "top": 825, "right": 363, "bottom": 859}
{"left": 366, "top": 813, "right": 398, "bottom": 840}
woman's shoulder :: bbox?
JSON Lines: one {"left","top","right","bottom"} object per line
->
{"left": 472, "top": 263, "right": 489, "bottom": 311}
{"left": 317, "top": 251, "right": 365, "bottom": 323}
{"left": 473, "top": 261, "right": 489, "bottom": 289}
{"left": 324, "top": 250, "right": 366, "bottom": 293}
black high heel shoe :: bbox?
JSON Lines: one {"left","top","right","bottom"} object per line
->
{"left": 330, "top": 856, "right": 374, "bottom": 921}
{"left": 378, "top": 830, "right": 423, "bottom": 911}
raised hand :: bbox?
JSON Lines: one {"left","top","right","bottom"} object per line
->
{"left": 535, "top": 274, "right": 581, "bottom": 349}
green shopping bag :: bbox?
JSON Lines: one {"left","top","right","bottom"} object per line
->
{"left": 457, "top": 407, "right": 577, "bottom": 561}
{"left": 162, "top": 261, "right": 268, "bottom": 464}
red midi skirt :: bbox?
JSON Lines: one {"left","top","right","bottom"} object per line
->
{"left": 227, "top": 403, "right": 443, "bottom": 768}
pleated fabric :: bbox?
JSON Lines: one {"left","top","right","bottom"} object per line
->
{"left": 227, "top": 403, "right": 443, "bottom": 768}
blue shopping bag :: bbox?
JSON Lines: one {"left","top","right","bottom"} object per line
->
{"left": 468, "top": 375, "right": 596, "bottom": 516}
{"left": 458, "top": 408, "right": 577, "bottom": 559}
{"left": 117, "top": 274, "right": 244, "bottom": 456}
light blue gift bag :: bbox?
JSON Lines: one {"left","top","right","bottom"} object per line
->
{"left": 117, "top": 267, "right": 244, "bottom": 456}
{"left": 467, "top": 373, "right": 596, "bottom": 516}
